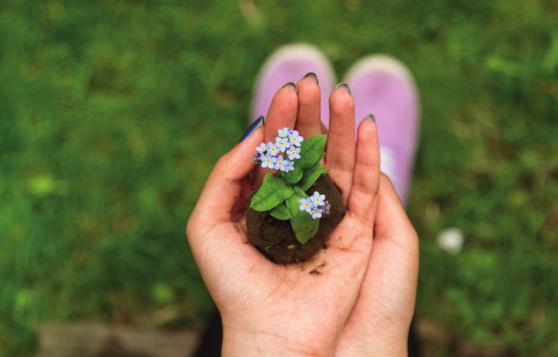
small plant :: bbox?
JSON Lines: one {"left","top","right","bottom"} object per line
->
{"left": 250, "top": 128, "right": 329, "bottom": 244}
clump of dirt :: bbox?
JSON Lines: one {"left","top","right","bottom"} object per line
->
{"left": 246, "top": 174, "right": 346, "bottom": 264}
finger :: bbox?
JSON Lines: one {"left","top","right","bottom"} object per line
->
{"left": 255, "top": 83, "right": 298, "bottom": 183}
{"left": 373, "top": 174, "right": 419, "bottom": 288}
{"left": 325, "top": 84, "right": 355, "bottom": 202}
{"left": 364, "top": 174, "right": 419, "bottom": 320}
{"left": 339, "top": 176, "right": 419, "bottom": 345}
{"left": 348, "top": 116, "right": 381, "bottom": 223}
{"left": 296, "top": 73, "right": 323, "bottom": 137}
{"left": 264, "top": 82, "right": 298, "bottom": 140}
{"left": 375, "top": 174, "right": 418, "bottom": 242}
{"left": 190, "top": 124, "right": 264, "bottom": 227}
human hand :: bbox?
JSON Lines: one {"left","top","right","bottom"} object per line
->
{"left": 186, "top": 81, "right": 382, "bottom": 356}
{"left": 293, "top": 75, "right": 420, "bottom": 356}
{"left": 334, "top": 175, "right": 419, "bottom": 356}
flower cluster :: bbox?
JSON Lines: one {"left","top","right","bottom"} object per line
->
{"left": 255, "top": 128, "right": 304, "bottom": 172}
{"left": 299, "top": 191, "right": 330, "bottom": 219}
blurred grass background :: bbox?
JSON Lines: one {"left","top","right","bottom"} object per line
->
{"left": 1, "top": 0, "right": 558, "bottom": 355}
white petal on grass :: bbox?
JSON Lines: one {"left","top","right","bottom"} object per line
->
{"left": 437, "top": 227, "right": 464, "bottom": 255}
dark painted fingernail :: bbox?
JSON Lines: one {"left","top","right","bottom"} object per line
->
{"left": 303, "top": 72, "right": 319, "bottom": 85}
{"left": 239, "top": 116, "right": 264, "bottom": 142}
{"left": 335, "top": 82, "right": 351, "bottom": 94}
{"left": 365, "top": 113, "right": 376, "bottom": 122}
{"left": 281, "top": 82, "right": 298, "bottom": 93}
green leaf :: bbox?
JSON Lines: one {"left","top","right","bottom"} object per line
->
{"left": 285, "top": 193, "right": 320, "bottom": 244}
{"left": 300, "top": 162, "right": 327, "bottom": 191}
{"left": 281, "top": 167, "right": 303, "bottom": 184}
{"left": 250, "top": 173, "right": 295, "bottom": 211}
{"left": 294, "top": 186, "right": 307, "bottom": 197}
{"left": 297, "top": 135, "right": 326, "bottom": 170}
{"left": 290, "top": 210, "right": 320, "bottom": 244}
{"left": 270, "top": 203, "right": 292, "bottom": 220}
{"left": 285, "top": 192, "right": 304, "bottom": 216}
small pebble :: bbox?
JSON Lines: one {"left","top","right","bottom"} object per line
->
{"left": 287, "top": 244, "right": 295, "bottom": 250}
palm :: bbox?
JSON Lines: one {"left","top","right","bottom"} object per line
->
{"left": 195, "top": 212, "right": 373, "bottom": 351}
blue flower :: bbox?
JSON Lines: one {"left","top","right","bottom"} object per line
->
{"left": 275, "top": 158, "right": 289, "bottom": 172}
{"left": 275, "top": 137, "right": 291, "bottom": 152}
{"left": 256, "top": 143, "right": 267, "bottom": 154}
{"left": 310, "top": 208, "right": 323, "bottom": 219}
{"left": 288, "top": 130, "right": 304, "bottom": 147}
{"left": 298, "top": 191, "right": 330, "bottom": 219}
{"left": 280, "top": 159, "right": 294, "bottom": 172}
{"left": 323, "top": 202, "right": 331, "bottom": 215}
{"left": 278, "top": 127, "right": 290, "bottom": 138}
{"left": 284, "top": 159, "right": 295, "bottom": 172}
{"left": 310, "top": 191, "right": 326, "bottom": 207}
{"left": 286, "top": 146, "right": 301, "bottom": 160}
{"left": 267, "top": 143, "right": 280, "bottom": 156}
{"left": 299, "top": 197, "right": 313, "bottom": 213}
{"left": 260, "top": 154, "right": 276, "bottom": 169}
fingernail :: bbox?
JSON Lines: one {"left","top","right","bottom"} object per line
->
{"left": 303, "top": 72, "right": 319, "bottom": 85}
{"left": 335, "top": 82, "right": 351, "bottom": 94}
{"left": 365, "top": 113, "right": 376, "bottom": 122}
{"left": 281, "top": 82, "right": 298, "bottom": 93}
{"left": 239, "top": 116, "right": 264, "bottom": 142}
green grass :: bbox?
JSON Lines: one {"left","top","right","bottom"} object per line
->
{"left": 1, "top": 0, "right": 557, "bottom": 355}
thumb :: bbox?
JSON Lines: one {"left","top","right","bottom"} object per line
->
{"left": 189, "top": 119, "right": 264, "bottom": 228}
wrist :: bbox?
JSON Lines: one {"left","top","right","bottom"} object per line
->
{"left": 340, "top": 334, "right": 408, "bottom": 357}
{"left": 222, "top": 321, "right": 331, "bottom": 357}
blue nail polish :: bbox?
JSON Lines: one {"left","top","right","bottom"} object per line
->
{"left": 239, "top": 116, "right": 264, "bottom": 142}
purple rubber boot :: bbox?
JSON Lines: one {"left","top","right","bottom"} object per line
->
{"left": 345, "top": 55, "right": 420, "bottom": 204}
{"left": 251, "top": 43, "right": 336, "bottom": 126}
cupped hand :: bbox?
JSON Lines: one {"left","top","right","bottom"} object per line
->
{"left": 334, "top": 174, "right": 419, "bottom": 356}
{"left": 295, "top": 76, "right": 419, "bottom": 357}
{"left": 187, "top": 81, "right": 382, "bottom": 356}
